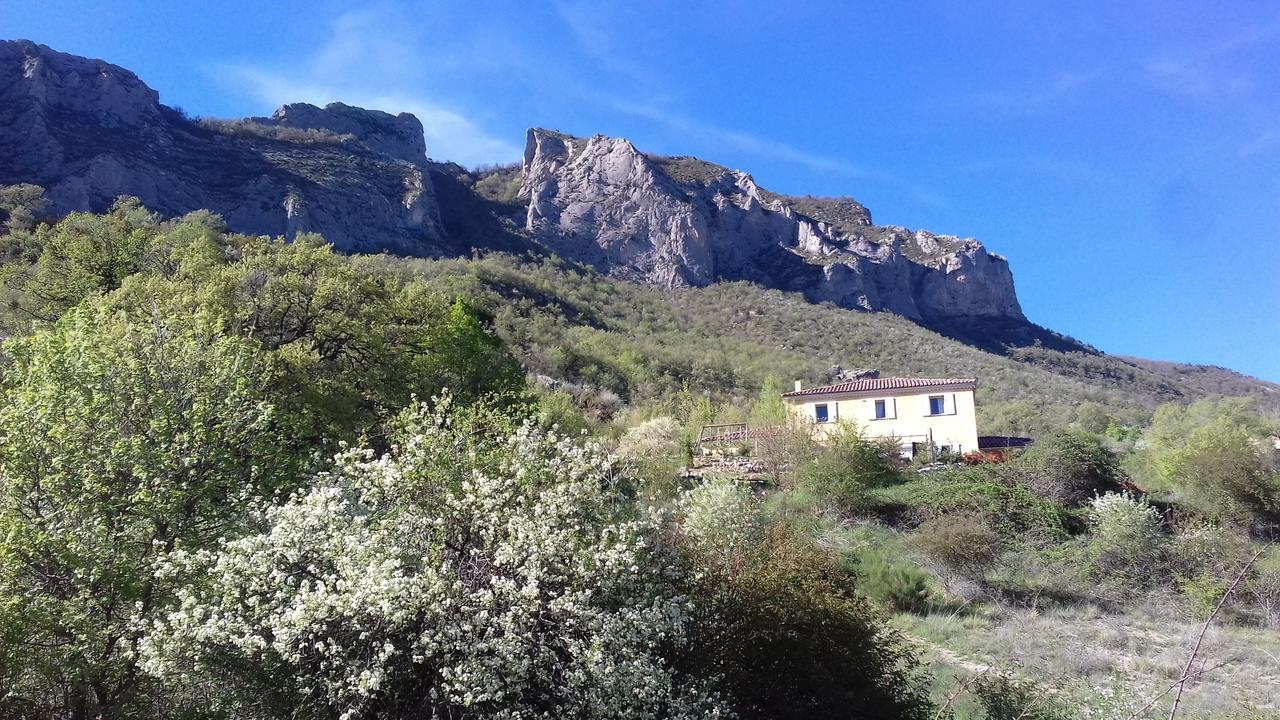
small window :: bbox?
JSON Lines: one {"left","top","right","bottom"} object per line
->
{"left": 874, "top": 399, "right": 887, "bottom": 419}
{"left": 929, "top": 395, "right": 945, "bottom": 415}
{"left": 814, "top": 403, "right": 830, "bottom": 423}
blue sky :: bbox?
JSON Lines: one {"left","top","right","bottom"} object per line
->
{"left": 6, "top": 1, "right": 1280, "bottom": 381}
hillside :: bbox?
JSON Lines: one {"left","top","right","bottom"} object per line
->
{"left": 2, "top": 38, "right": 1276, "bottom": 420}
{"left": 383, "top": 253, "right": 1280, "bottom": 433}
{"left": 1, "top": 200, "right": 1278, "bottom": 720}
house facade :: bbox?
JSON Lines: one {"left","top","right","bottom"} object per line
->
{"left": 782, "top": 377, "right": 980, "bottom": 457}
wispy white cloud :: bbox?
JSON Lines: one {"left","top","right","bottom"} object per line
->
{"left": 968, "top": 71, "right": 1100, "bottom": 117}
{"left": 214, "top": 6, "right": 520, "bottom": 167}
{"left": 549, "top": 1, "right": 936, "bottom": 201}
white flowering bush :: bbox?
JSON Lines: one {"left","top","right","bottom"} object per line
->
{"left": 142, "top": 399, "right": 726, "bottom": 720}
{"left": 1085, "top": 491, "right": 1166, "bottom": 588}
{"left": 680, "top": 476, "right": 758, "bottom": 562}
{"left": 1087, "top": 491, "right": 1162, "bottom": 547}
{"left": 616, "top": 416, "right": 684, "bottom": 461}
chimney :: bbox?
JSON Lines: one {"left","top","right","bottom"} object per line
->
{"left": 794, "top": 380, "right": 803, "bottom": 392}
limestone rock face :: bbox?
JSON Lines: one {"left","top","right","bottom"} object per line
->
{"left": 0, "top": 40, "right": 445, "bottom": 255}
{"left": 518, "top": 128, "right": 1026, "bottom": 323}
{"left": 255, "top": 102, "right": 429, "bottom": 167}
{"left": 0, "top": 40, "right": 1034, "bottom": 339}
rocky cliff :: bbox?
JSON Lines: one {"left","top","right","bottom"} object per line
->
{"left": 1, "top": 40, "right": 1072, "bottom": 349}
{"left": 0, "top": 40, "right": 445, "bottom": 254}
{"left": 518, "top": 129, "right": 1026, "bottom": 326}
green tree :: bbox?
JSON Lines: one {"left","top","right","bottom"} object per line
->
{"left": 1166, "top": 423, "right": 1279, "bottom": 525}
{"left": 0, "top": 306, "right": 295, "bottom": 719}
{"left": 105, "top": 230, "right": 526, "bottom": 442}
{"left": 749, "top": 373, "right": 788, "bottom": 426}
{"left": 678, "top": 482, "right": 934, "bottom": 720}
{"left": 440, "top": 296, "right": 525, "bottom": 402}
{"left": 796, "top": 423, "right": 902, "bottom": 513}
{"left": 0, "top": 183, "right": 48, "bottom": 235}
{"left": 15, "top": 197, "right": 158, "bottom": 320}
{"left": 1138, "top": 398, "right": 1279, "bottom": 524}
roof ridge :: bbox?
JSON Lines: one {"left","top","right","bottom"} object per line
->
{"left": 782, "top": 376, "right": 977, "bottom": 398}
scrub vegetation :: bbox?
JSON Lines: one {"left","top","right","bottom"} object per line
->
{"left": 0, "top": 189, "right": 1277, "bottom": 720}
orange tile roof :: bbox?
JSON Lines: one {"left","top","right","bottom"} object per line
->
{"left": 782, "top": 377, "right": 977, "bottom": 398}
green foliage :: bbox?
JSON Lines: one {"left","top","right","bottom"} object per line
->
{"left": 1084, "top": 491, "right": 1167, "bottom": 592}
{"left": 871, "top": 470, "right": 1071, "bottom": 542}
{"left": 1165, "top": 423, "right": 1279, "bottom": 525}
{"left": 103, "top": 226, "right": 526, "bottom": 442}
{"left": 678, "top": 498, "right": 935, "bottom": 720}
{"left": 795, "top": 423, "right": 902, "bottom": 513}
{"left": 534, "top": 388, "right": 594, "bottom": 436}
{"left": 617, "top": 415, "right": 687, "bottom": 500}
{"left": 1176, "top": 572, "right": 1231, "bottom": 618}
{"left": 12, "top": 197, "right": 159, "bottom": 320}
{"left": 0, "top": 306, "right": 294, "bottom": 719}
{"left": 856, "top": 555, "right": 935, "bottom": 613}
{"left": 749, "top": 373, "right": 788, "bottom": 426}
{"left": 1011, "top": 429, "right": 1122, "bottom": 505}
{"left": 0, "top": 182, "right": 48, "bottom": 235}
{"left": 972, "top": 671, "right": 1075, "bottom": 720}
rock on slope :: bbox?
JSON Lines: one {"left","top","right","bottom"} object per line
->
{"left": 0, "top": 39, "right": 445, "bottom": 254}
{"left": 518, "top": 129, "right": 1028, "bottom": 331}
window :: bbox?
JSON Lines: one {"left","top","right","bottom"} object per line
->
{"left": 874, "top": 399, "right": 887, "bottom": 419}
{"left": 814, "top": 403, "right": 830, "bottom": 423}
{"left": 928, "top": 395, "right": 945, "bottom": 415}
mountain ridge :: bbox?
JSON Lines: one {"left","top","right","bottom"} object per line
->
{"left": 0, "top": 38, "right": 1243, "bottom": 370}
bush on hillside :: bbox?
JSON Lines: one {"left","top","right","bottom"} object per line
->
{"left": 908, "top": 514, "right": 1002, "bottom": 599}
{"left": 972, "top": 671, "right": 1076, "bottom": 720}
{"left": 1084, "top": 491, "right": 1167, "bottom": 592}
{"left": 616, "top": 415, "right": 684, "bottom": 461}
{"left": 1009, "top": 429, "right": 1122, "bottom": 505}
{"left": 143, "top": 401, "right": 724, "bottom": 720}
{"left": 870, "top": 469, "right": 1072, "bottom": 543}
{"left": 794, "top": 423, "right": 902, "bottom": 513}
{"left": 1163, "top": 423, "right": 1280, "bottom": 529}
{"left": 678, "top": 480, "right": 935, "bottom": 720}
{"left": 1242, "top": 557, "right": 1280, "bottom": 628}
{"left": 856, "top": 555, "right": 935, "bottom": 613}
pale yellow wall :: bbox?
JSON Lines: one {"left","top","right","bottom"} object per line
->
{"left": 784, "top": 386, "right": 980, "bottom": 454}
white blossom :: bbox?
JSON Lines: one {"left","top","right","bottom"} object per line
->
{"left": 142, "top": 400, "right": 727, "bottom": 719}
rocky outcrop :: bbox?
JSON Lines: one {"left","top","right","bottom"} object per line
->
{"left": 518, "top": 128, "right": 1026, "bottom": 324}
{"left": 252, "top": 102, "right": 429, "bottom": 167}
{"left": 0, "top": 40, "right": 1046, "bottom": 345}
{"left": 0, "top": 40, "right": 445, "bottom": 254}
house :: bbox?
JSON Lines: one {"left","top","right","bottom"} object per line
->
{"left": 782, "top": 377, "right": 980, "bottom": 458}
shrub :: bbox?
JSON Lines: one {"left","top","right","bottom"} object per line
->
{"left": 1085, "top": 491, "right": 1167, "bottom": 589}
{"left": 1241, "top": 550, "right": 1280, "bottom": 628}
{"left": 857, "top": 556, "right": 934, "bottom": 613}
{"left": 795, "top": 423, "right": 902, "bottom": 513}
{"left": 1009, "top": 429, "right": 1122, "bottom": 505}
{"left": 678, "top": 483, "right": 935, "bottom": 720}
{"left": 617, "top": 415, "right": 684, "bottom": 461}
{"left": 908, "top": 514, "right": 1002, "bottom": 598}
{"left": 870, "top": 470, "right": 1071, "bottom": 543}
{"left": 972, "top": 671, "right": 1075, "bottom": 720}
{"left": 143, "top": 400, "right": 724, "bottom": 720}
{"left": 1164, "top": 423, "right": 1279, "bottom": 527}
